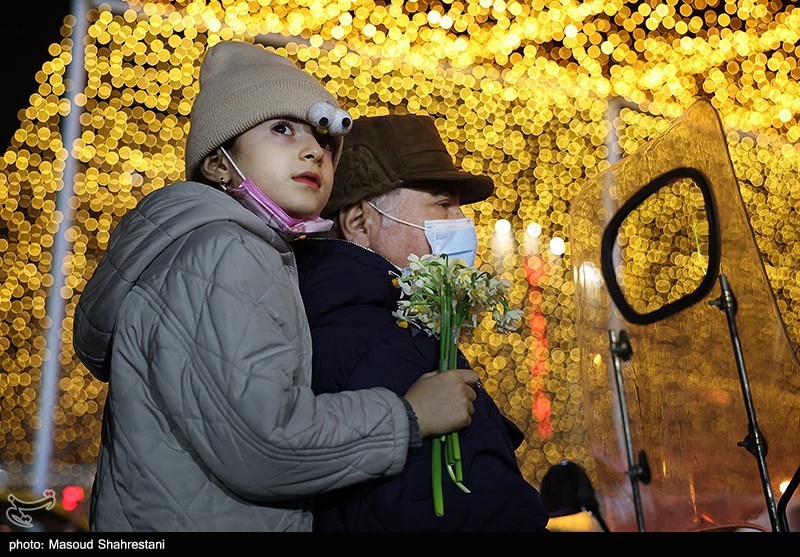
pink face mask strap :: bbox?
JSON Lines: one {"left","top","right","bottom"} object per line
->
{"left": 219, "top": 146, "right": 247, "bottom": 183}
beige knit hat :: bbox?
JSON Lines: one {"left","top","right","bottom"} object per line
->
{"left": 185, "top": 41, "right": 352, "bottom": 181}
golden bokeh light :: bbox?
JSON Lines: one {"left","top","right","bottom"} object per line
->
{"left": 2, "top": 0, "right": 799, "bottom": 502}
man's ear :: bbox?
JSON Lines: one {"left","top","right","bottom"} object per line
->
{"left": 338, "top": 200, "right": 372, "bottom": 248}
{"left": 199, "top": 148, "right": 235, "bottom": 187}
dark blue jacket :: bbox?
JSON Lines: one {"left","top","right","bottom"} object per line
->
{"left": 294, "top": 238, "right": 550, "bottom": 532}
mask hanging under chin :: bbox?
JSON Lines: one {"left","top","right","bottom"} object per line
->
{"left": 219, "top": 147, "right": 333, "bottom": 240}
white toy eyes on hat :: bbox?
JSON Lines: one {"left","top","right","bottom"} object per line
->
{"left": 309, "top": 101, "right": 353, "bottom": 136}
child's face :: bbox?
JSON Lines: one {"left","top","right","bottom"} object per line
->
{"left": 230, "top": 118, "right": 336, "bottom": 218}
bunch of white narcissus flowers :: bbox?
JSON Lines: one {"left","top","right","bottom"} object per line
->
{"left": 390, "top": 252, "right": 524, "bottom": 517}
{"left": 391, "top": 253, "right": 523, "bottom": 340}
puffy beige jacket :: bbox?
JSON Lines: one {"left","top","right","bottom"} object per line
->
{"left": 73, "top": 181, "right": 409, "bottom": 531}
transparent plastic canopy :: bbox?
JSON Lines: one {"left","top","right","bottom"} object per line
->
{"left": 569, "top": 99, "right": 800, "bottom": 532}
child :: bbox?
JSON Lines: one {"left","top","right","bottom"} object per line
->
{"left": 73, "top": 40, "right": 478, "bottom": 532}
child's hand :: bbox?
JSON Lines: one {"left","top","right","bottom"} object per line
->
{"left": 403, "top": 369, "right": 478, "bottom": 438}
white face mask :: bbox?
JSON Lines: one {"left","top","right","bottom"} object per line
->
{"left": 367, "top": 201, "right": 478, "bottom": 266}
{"left": 218, "top": 147, "right": 333, "bottom": 240}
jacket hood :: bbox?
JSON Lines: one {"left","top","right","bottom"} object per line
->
{"left": 293, "top": 238, "right": 399, "bottom": 327}
{"left": 73, "top": 181, "right": 287, "bottom": 382}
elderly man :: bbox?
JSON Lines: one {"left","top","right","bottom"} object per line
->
{"left": 293, "top": 114, "right": 549, "bottom": 532}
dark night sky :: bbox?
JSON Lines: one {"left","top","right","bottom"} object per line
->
{"left": 3, "top": 2, "right": 73, "bottom": 152}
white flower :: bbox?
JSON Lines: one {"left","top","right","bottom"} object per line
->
{"left": 391, "top": 252, "right": 523, "bottom": 517}
{"left": 391, "top": 253, "right": 522, "bottom": 340}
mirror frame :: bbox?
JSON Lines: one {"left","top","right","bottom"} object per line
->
{"left": 600, "top": 166, "right": 721, "bottom": 325}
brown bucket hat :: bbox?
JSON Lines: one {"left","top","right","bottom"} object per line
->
{"left": 323, "top": 114, "right": 494, "bottom": 218}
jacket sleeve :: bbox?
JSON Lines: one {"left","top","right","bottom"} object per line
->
{"left": 143, "top": 225, "right": 409, "bottom": 501}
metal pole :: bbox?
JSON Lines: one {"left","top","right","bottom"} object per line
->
{"left": 33, "top": 0, "right": 90, "bottom": 497}
{"left": 604, "top": 99, "right": 650, "bottom": 532}
{"left": 608, "top": 329, "right": 647, "bottom": 531}
{"left": 33, "top": 0, "right": 133, "bottom": 496}
{"left": 709, "top": 273, "right": 783, "bottom": 532}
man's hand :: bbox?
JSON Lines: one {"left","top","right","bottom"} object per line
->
{"left": 403, "top": 369, "right": 478, "bottom": 438}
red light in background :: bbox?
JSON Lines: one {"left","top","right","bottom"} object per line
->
{"left": 61, "top": 485, "right": 85, "bottom": 512}
{"left": 524, "top": 253, "right": 553, "bottom": 439}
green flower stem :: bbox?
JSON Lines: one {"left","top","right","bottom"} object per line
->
{"left": 393, "top": 253, "right": 521, "bottom": 518}
{"left": 431, "top": 279, "right": 471, "bottom": 516}
{"left": 444, "top": 329, "right": 469, "bottom": 493}
{"left": 432, "top": 435, "right": 444, "bottom": 517}
{"left": 431, "top": 285, "right": 449, "bottom": 517}
{"left": 448, "top": 431, "right": 463, "bottom": 481}
{"left": 439, "top": 286, "right": 450, "bottom": 371}
{"left": 444, "top": 328, "right": 464, "bottom": 484}
{"left": 446, "top": 463, "right": 471, "bottom": 493}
